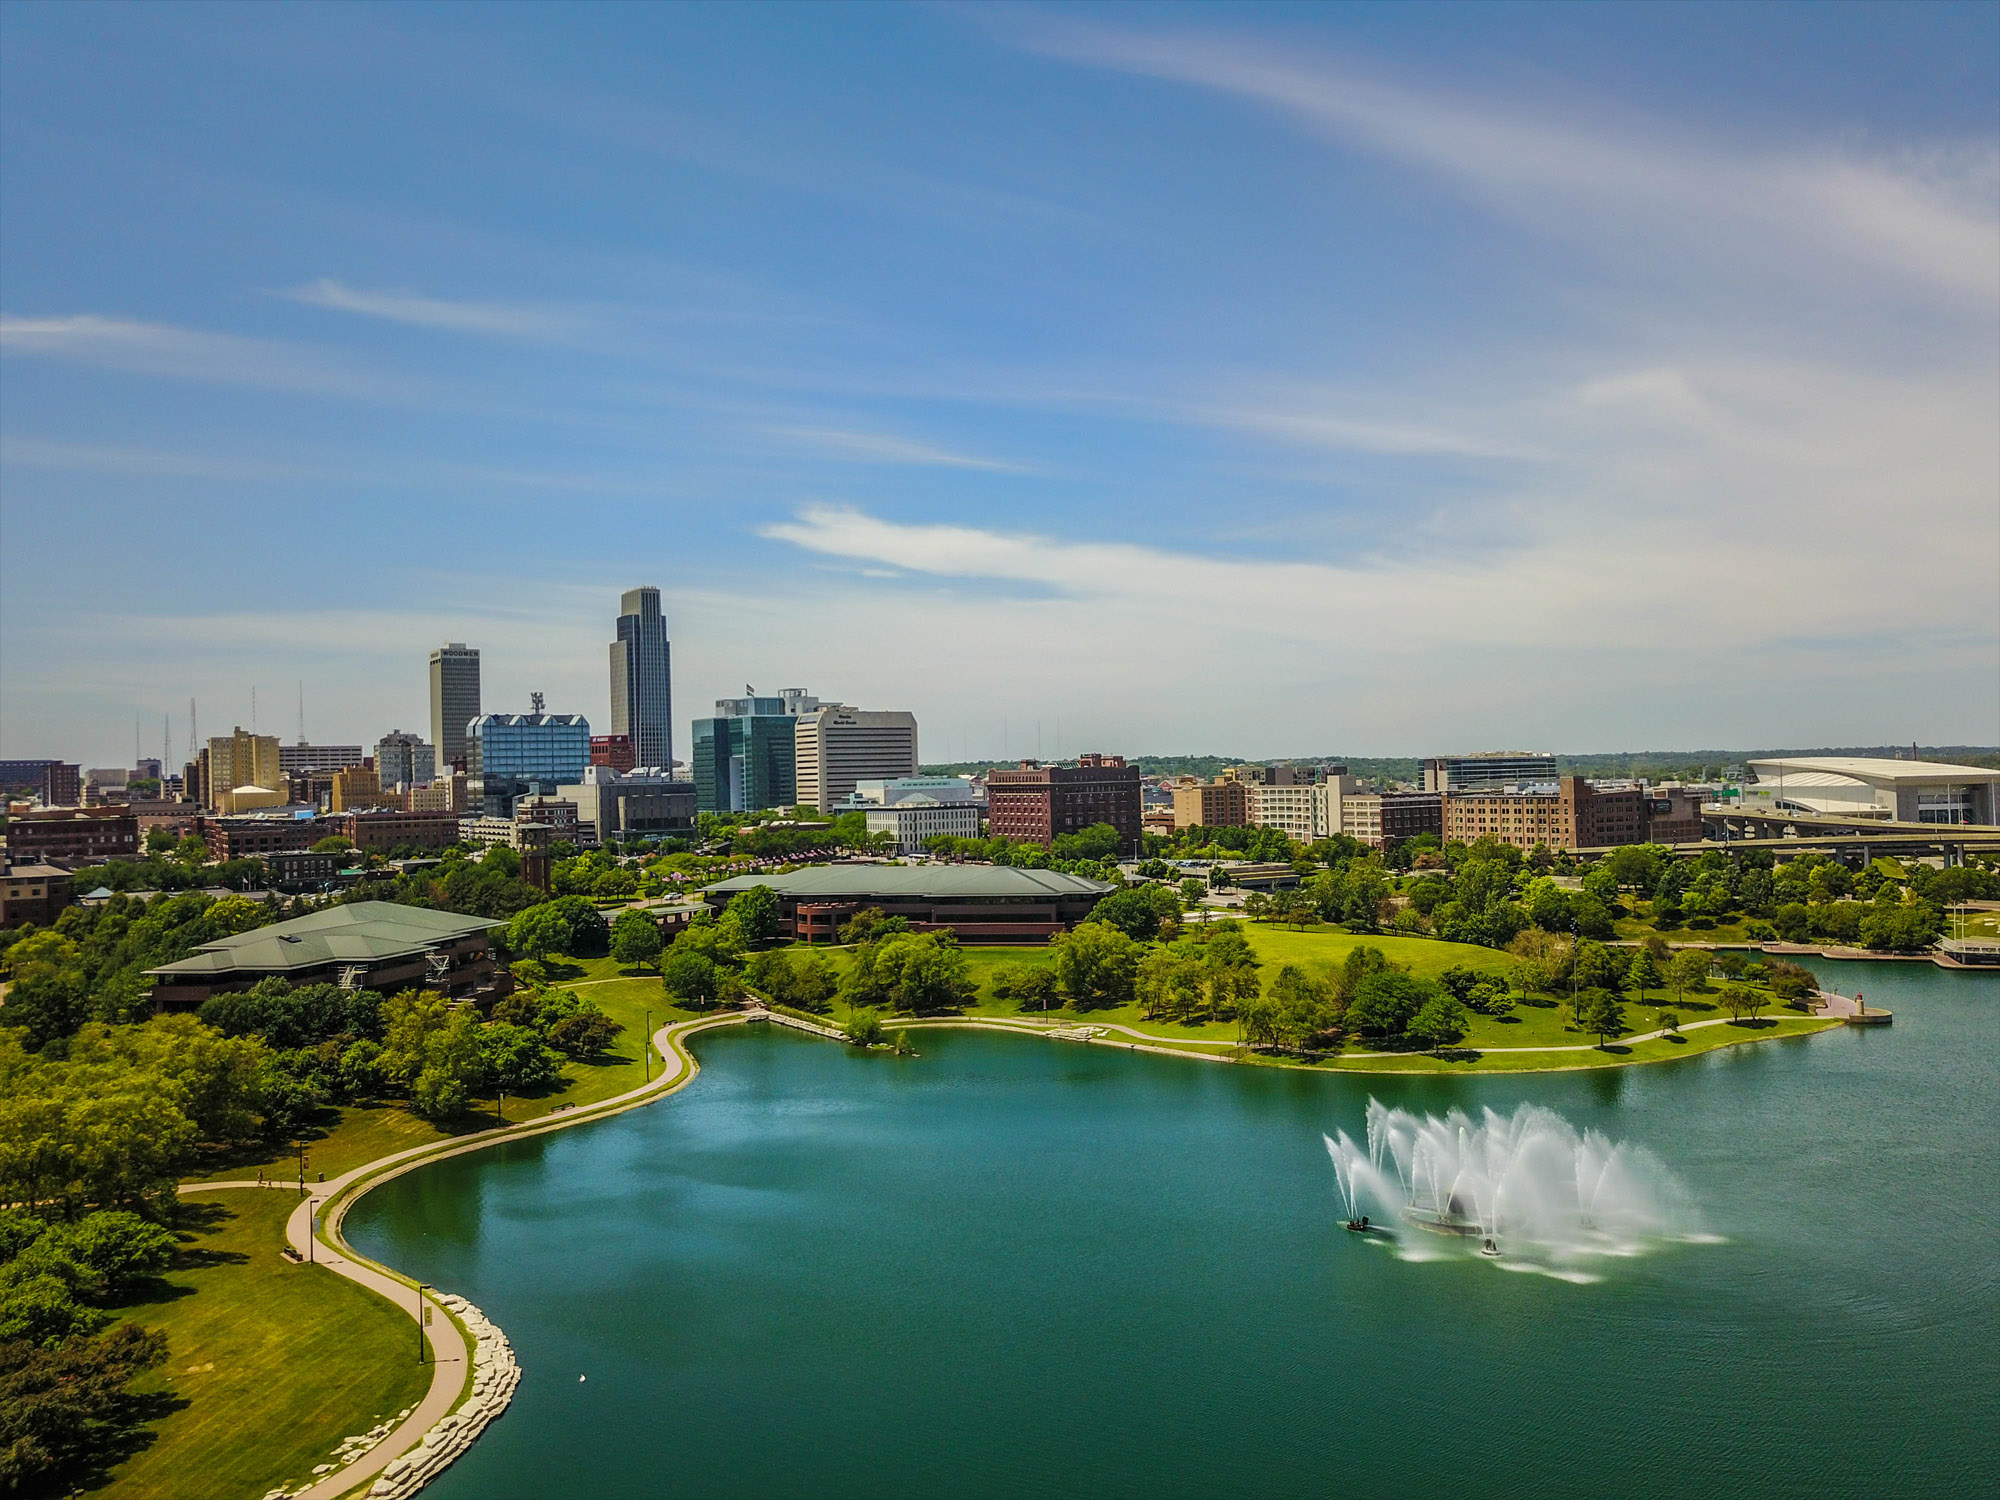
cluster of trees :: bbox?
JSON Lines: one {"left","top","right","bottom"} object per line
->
{"left": 1, "top": 1208, "right": 176, "bottom": 1351}
{"left": 923, "top": 825, "right": 1127, "bottom": 879}
{"left": 654, "top": 887, "right": 784, "bottom": 1009}
{"left": 0, "top": 894, "right": 280, "bottom": 1049}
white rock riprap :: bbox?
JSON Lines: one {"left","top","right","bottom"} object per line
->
{"left": 366, "top": 1294, "right": 521, "bottom": 1499}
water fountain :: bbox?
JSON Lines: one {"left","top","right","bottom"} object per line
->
{"left": 1326, "top": 1099, "right": 1708, "bottom": 1277}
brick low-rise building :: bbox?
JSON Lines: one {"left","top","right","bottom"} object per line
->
{"left": 0, "top": 859, "right": 74, "bottom": 928}
{"left": 328, "top": 808, "right": 461, "bottom": 853}
{"left": 5, "top": 807, "right": 140, "bottom": 864}
{"left": 703, "top": 865, "right": 1111, "bottom": 943}
{"left": 200, "top": 813, "right": 325, "bottom": 862}
{"left": 987, "top": 754, "right": 1142, "bottom": 855}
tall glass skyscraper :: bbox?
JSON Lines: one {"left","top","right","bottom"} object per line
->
{"left": 609, "top": 587, "right": 672, "bottom": 770}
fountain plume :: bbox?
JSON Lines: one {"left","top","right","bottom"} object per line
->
{"left": 1326, "top": 1099, "right": 1707, "bottom": 1278}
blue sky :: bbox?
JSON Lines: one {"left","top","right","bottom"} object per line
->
{"left": 3, "top": 1, "right": 1995, "bottom": 767}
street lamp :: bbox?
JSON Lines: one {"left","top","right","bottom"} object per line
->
{"left": 416, "top": 1282, "right": 433, "bottom": 1362}
{"left": 644, "top": 1009, "right": 652, "bottom": 1083}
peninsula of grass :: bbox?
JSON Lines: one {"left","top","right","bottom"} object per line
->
{"left": 803, "top": 925, "right": 1832, "bottom": 1074}
{"left": 104, "top": 1189, "right": 431, "bottom": 1500}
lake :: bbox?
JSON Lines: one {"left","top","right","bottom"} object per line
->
{"left": 345, "top": 960, "right": 1999, "bottom": 1499}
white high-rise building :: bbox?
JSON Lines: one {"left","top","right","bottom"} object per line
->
{"left": 793, "top": 704, "right": 918, "bottom": 813}
{"left": 375, "top": 730, "right": 436, "bottom": 789}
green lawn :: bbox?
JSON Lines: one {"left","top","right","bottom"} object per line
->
{"left": 800, "top": 926, "right": 1815, "bottom": 1068}
{"left": 1613, "top": 915, "right": 1763, "bottom": 945}
{"left": 103, "top": 1189, "right": 432, "bottom": 1500}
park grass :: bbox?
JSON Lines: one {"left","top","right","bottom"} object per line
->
{"left": 1312, "top": 1015, "right": 1839, "bottom": 1072}
{"left": 802, "top": 927, "right": 1811, "bottom": 1067}
{"left": 1613, "top": 914, "right": 1763, "bottom": 945}
{"left": 102, "top": 1189, "right": 431, "bottom": 1500}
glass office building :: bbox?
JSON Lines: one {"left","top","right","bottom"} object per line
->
{"left": 692, "top": 713, "right": 799, "bottom": 814}
{"left": 468, "top": 711, "right": 589, "bottom": 814}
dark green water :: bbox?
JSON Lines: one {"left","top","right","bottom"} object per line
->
{"left": 346, "top": 962, "right": 1999, "bottom": 1499}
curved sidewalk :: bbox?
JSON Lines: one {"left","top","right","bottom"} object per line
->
{"left": 180, "top": 1010, "right": 746, "bottom": 1500}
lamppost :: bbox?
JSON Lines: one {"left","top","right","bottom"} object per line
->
{"left": 294, "top": 1140, "right": 309, "bottom": 1198}
{"left": 644, "top": 1010, "right": 652, "bottom": 1082}
{"left": 496, "top": 1087, "right": 505, "bottom": 1126}
{"left": 416, "top": 1282, "right": 433, "bottom": 1362}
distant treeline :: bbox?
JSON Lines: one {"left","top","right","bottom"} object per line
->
{"left": 918, "top": 745, "right": 2000, "bottom": 784}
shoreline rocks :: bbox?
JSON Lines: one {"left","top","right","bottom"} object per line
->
{"left": 364, "top": 1294, "right": 521, "bottom": 1499}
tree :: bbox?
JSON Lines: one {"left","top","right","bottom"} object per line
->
{"left": 1667, "top": 950, "right": 1712, "bottom": 1004}
{"left": 1765, "top": 960, "right": 1819, "bottom": 1007}
{"left": 1268, "top": 965, "right": 1337, "bottom": 1048}
{"left": 837, "top": 908, "right": 907, "bottom": 946}
{"left": 609, "top": 910, "right": 664, "bottom": 971}
{"left": 310, "top": 835, "right": 355, "bottom": 855}
{"left": 506, "top": 904, "right": 572, "bottom": 962}
{"left": 993, "top": 964, "right": 1062, "bottom": 1014}
{"left": 49, "top": 1212, "right": 177, "bottom": 1291}
{"left": 743, "top": 948, "right": 796, "bottom": 1003}
{"left": 1345, "top": 971, "right": 1438, "bottom": 1039}
{"left": 725, "top": 886, "right": 782, "bottom": 947}
{"left": 661, "top": 950, "right": 720, "bottom": 1008}
{"left": 409, "top": 1011, "right": 484, "bottom": 1120}
{"left": 1050, "top": 922, "right": 1141, "bottom": 1010}
{"left": 787, "top": 951, "right": 839, "bottom": 1015}
{"left": 1088, "top": 885, "right": 1181, "bottom": 943}
{"left": 1051, "top": 822, "right": 1123, "bottom": 862}
{"left": 871, "top": 933, "right": 977, "bottom": 1014}
{"left": 1718, "top": 986, "right": 1759, "bottom": 1023}
{"left": 1577, "top": 989, "right": 1625, "bottom": 1048}
{"left": 0, "top": 1322, "right": 168, "bottom": 1491}
{"left": 1407, "top": 995, "right": 1471, "bottom": 1055}
{"left": 482, "top": 1023, "right": 564, "bottom": 1089}
{"left": 547, "top": 1009, "right": 624, "bottom": 1059}
{"left": 1626, "top": 950, "right": 1663, "bottom": 1001}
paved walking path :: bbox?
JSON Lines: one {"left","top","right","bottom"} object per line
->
{"left": 179, "top": 1010, "right": 748, "bottom": 1500}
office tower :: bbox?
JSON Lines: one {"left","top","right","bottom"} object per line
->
{"left": 375, "top": 731, "right": 436, "bottom": 788}
{"left": 467, "top": 703, "right": 590, "bottom": 815}
{"left": 691, "top": 688, "right": 821, "bottom": 814}
{"left": 204, "top": 727, "right": 283, "bottom": 810}
{"left": 792, "top": 704, "right": 918, "bottom": 813}
{"left": 609, "top": 587, "right": 672, "bottom": 770}
{"left": 429, "top": 643, "right": 482, "bottom": 771}
{"left": 279, "top": 742, "right": 365, "bottom": 775}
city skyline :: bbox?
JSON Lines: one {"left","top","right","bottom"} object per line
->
{"left": 3, "top": 4, "right": 1996, "bottom": 763}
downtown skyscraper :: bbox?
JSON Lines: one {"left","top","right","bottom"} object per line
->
{"left": 609, "top": 586, "right": 672, "bottom": 770}
{"left": 429, "top": 642, "right": 481, "bottom": 772}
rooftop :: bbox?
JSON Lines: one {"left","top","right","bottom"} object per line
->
{"left": 1747, "top": 756, "right": 1999, "bottom": 785}
{"left": 146, "top": 900, "right": 503, "bottom": 979}
{"left": 704, "top": 865, "right": 1113, "bottom": 900}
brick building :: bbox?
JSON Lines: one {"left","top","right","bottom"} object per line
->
{"left": 986, "top": 754, "right": 1143, "bottom": 856}
{"left": 200, "top": 814, "right": 325, "bottom": 861}
{"left": 0, "top": 859, "right": 74, "bottom": 928}
{"left": 329, "top": 808, "right": 461, "bottom": 853}
{"left": 0, "top": 761, "right": 83, "bottom": 807}
{"left": 590, "top": 735, "right": 636, "bottom": 774}
{"left": 1443, "top": 777, "right": 1653, "bottom": 852}
{"left": 5, "top": 807, "right": 140, "bottom": 864}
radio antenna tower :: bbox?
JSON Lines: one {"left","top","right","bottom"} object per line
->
{"left": 163, "top": 714, "right": 172, "bottom": 772}
{"left": 188, "top": 698, "right": 199, "bottom": 761}
{"left": 297, "top": 681, "right": 306, "bottom": 745}
{"left": 251, "top": 685, "right": 258, "bottom": 733}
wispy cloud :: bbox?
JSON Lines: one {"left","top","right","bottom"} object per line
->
{"left": 0, "top": 314, "right": 412, "bottom": 398}
{"left": 1005, "top": 18, "right": 2000, "bottom": 305}
{"left": 765, "top": 425, "right": 1032, "bottom": 472}
{"left": 0, "top": 435, "right": 302, "bottom": 481}
{"left": 285, "top": 278, "right": 583, "bottom": 339}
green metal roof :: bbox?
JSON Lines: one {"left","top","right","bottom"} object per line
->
{"left": 146, "top": 900, "right": 503, "bottom": 978}
{"left": 703, "top": 865, "right": 1112, "bottom": 900}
